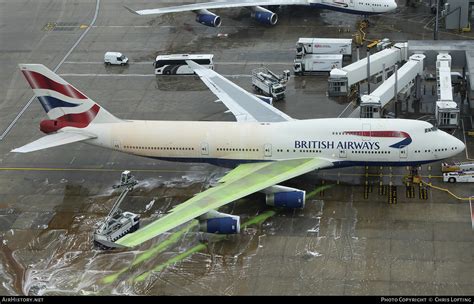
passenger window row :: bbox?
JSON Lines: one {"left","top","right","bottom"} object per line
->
{"left": 217, "top": 148, "right": 259, "bottom": 152}
{"left": 124, "top": 145, "right": 194, "bottom": 151}
{"left": 351, "top": 151, "right": 391, "bottom": 154}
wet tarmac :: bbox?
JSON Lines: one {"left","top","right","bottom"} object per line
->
{"left": 0, "top": 0, "right": 473, "bottom": 296}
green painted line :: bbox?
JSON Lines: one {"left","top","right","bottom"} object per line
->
{"left": 101, "top": 221, "right": 198, "bottom": 284}
{"left": 306, "top": 184, "right": 334, "bottom": 200}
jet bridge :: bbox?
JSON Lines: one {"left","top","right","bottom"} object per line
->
{"left": 358, "top": 54, "right": 426, "bottom": 118}
{"left": 328, "top": 43, "right": 408, "bottom": 97}
{"left": 435, "top": 53, "right": 460, "bottom": 128}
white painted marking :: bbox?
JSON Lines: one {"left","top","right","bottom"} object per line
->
{"left": 62, "top": 61, "right": 291, "bottom": 66}
{"left": 64, "top": 61, "right": 151, "bottom": 65}
{"left": 218, "top": 62, "right": 291, "bottom": 65}
{"left": 59, "top": 73, "right": 253, "bottom": 78}
{"left": 60, "top": 73, "right": 155, "bottom": 77}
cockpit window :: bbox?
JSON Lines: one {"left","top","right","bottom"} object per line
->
{"left": 424, "top": 126, "right": 438, "bottom": 133}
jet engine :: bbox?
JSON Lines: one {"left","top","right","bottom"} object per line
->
{"left": 199, "top": 210, "right": 240, "bottom": 234}
{"left": 263, "top": 185, "right": 306, "bottom": 208}
{"left": 195, "top": 9, "right": 222, "bottom": 27}
{"left": 250, "top": 6, "right": 278, "bottom": 25}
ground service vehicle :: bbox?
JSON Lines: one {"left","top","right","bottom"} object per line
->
{"left": 294, "top": 54, "right": 343, "bottom": 75}
{"left": 442, "top": 161, "right": 474, "bottom": 172}
{"left": 251, "top": 67, "right": 290, "bottom": 100}
{"left": 155, "top": 54, "right": 214, "bottom": 75}
{"left": 295, "top": 38, "right": 352, "bottom": 57}
{"left": 104, "top": 52, "right": 129, "bottom": 65}
{"left": 443, "top": 171, "right": 474, "bottom": 183}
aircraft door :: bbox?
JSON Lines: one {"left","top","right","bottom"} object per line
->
{"left": 201, "top": 142, "right": 209, "bottom": 155}
{"left": 347, "top": 0, "right": 355, "bottom": 7}
{"left": 362, "top": 123, "right": 371, "bottom": 141}
{"left": 113, "top": 140, "right": 121, "bottom": 150}
{"left": 339, "top": 149, "right": 347, "bottom": 158}
{"left": 264, "top": 144, "right": 272, "bottom": 157}
{"left": 399, "top": 146, "right": 408, "bottom": 159}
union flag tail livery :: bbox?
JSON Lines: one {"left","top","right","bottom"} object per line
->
{"left": 19, "top": 64, "right": 120, "bottom": 128}
{"left": 12, "top": 64, "right": 122, "bottom": 153}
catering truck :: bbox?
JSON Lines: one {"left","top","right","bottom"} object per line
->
{"left": 294, "top": 54, "right": 343, "bottom": 75}
{"left": 295, "top": 38, "right": 352, "bottom": 57}
{"left": 251, "top": 67, "right": 290, "bottom": 101}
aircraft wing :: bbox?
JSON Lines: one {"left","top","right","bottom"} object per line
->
{"left": 186, "top": 60, "right": 293, "bottom": 123}
{"left": 115, "top": 157, "right": 333, "bottom": 247}
{"left": 11, "top": 131, "right": 96, "bottom": 153}
{"left": 125, "top": 0, "right": 309, "bottom": 15}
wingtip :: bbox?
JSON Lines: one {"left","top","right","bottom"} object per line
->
{"left": 123, "top": 5, "right": 140, "bottom": 15}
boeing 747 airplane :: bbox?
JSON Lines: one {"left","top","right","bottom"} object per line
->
{"left": 13, "top": 61, "right": 464, "bottom": 248}
{"left": 125, "top": 0, "right": 398, "bottom": 27}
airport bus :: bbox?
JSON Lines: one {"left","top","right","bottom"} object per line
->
{"left": 154, "top": 54, "right": 214, "bottom": 75}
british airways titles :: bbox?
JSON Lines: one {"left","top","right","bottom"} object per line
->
{"left": 295, "top": 140, "right": 381, "bottom": 150}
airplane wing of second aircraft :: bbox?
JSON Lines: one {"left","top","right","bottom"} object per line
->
{"left": 125, "top": 0, "right": 310, "bottom": 15}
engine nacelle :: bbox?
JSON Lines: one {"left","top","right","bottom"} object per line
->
{"left": 264, "top": 185, "right": 305, "bottom": 208}
{"left": 195, "top": 9, "right": 221, "bottom": 27}
{"left": 250, "top": 6, "right": 278, "bottom": 25}
{"left": 199, "top": 210, "right": 240, "bottom": 234}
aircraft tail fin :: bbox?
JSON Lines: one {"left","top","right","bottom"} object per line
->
{"left": 19, "top": 64, "right": 121, "bottom": 124}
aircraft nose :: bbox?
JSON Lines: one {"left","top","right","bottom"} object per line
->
{"left": 390, "top": 1, "right": 398, "bottom": 10}
{"left": 449, "top": 135, "right": 465, "bottom": 155}
{"left": 456, "top": 137, "right": 466, "bottom": 152}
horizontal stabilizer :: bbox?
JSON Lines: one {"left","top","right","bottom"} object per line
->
{"left": 11, "top": 132, "right": 96, "bottom": 153}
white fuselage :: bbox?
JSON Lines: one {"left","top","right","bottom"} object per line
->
{"left": 82, "top": 118, "right": 464, "bottom": 168}
{"left": 310, "top": 0, "right": 397, "bottom": 15}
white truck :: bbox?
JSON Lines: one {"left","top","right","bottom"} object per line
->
{"left": 294, "top": 54, "right": 343, "bottom": 75}
{"left": 441, "top": 161, "right": 474, "bottom": 172}
{"left": 104, "top": 51, "right": 129, "bottom": 66}
{"left": 251, "top": 67, "right": 290, "bottom": 101}
{"left": 296, "top": 38, "right": 352, "bottom": 57}
{"left": 443, "top": 171, "right": 474, "bottom": 183}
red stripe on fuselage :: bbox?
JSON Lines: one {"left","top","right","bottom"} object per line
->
{"left": 22, "top": 70, "right": 87, "bottom": 99}
{"left": 345, "top": 131, "right": 410, "bottom": 138}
